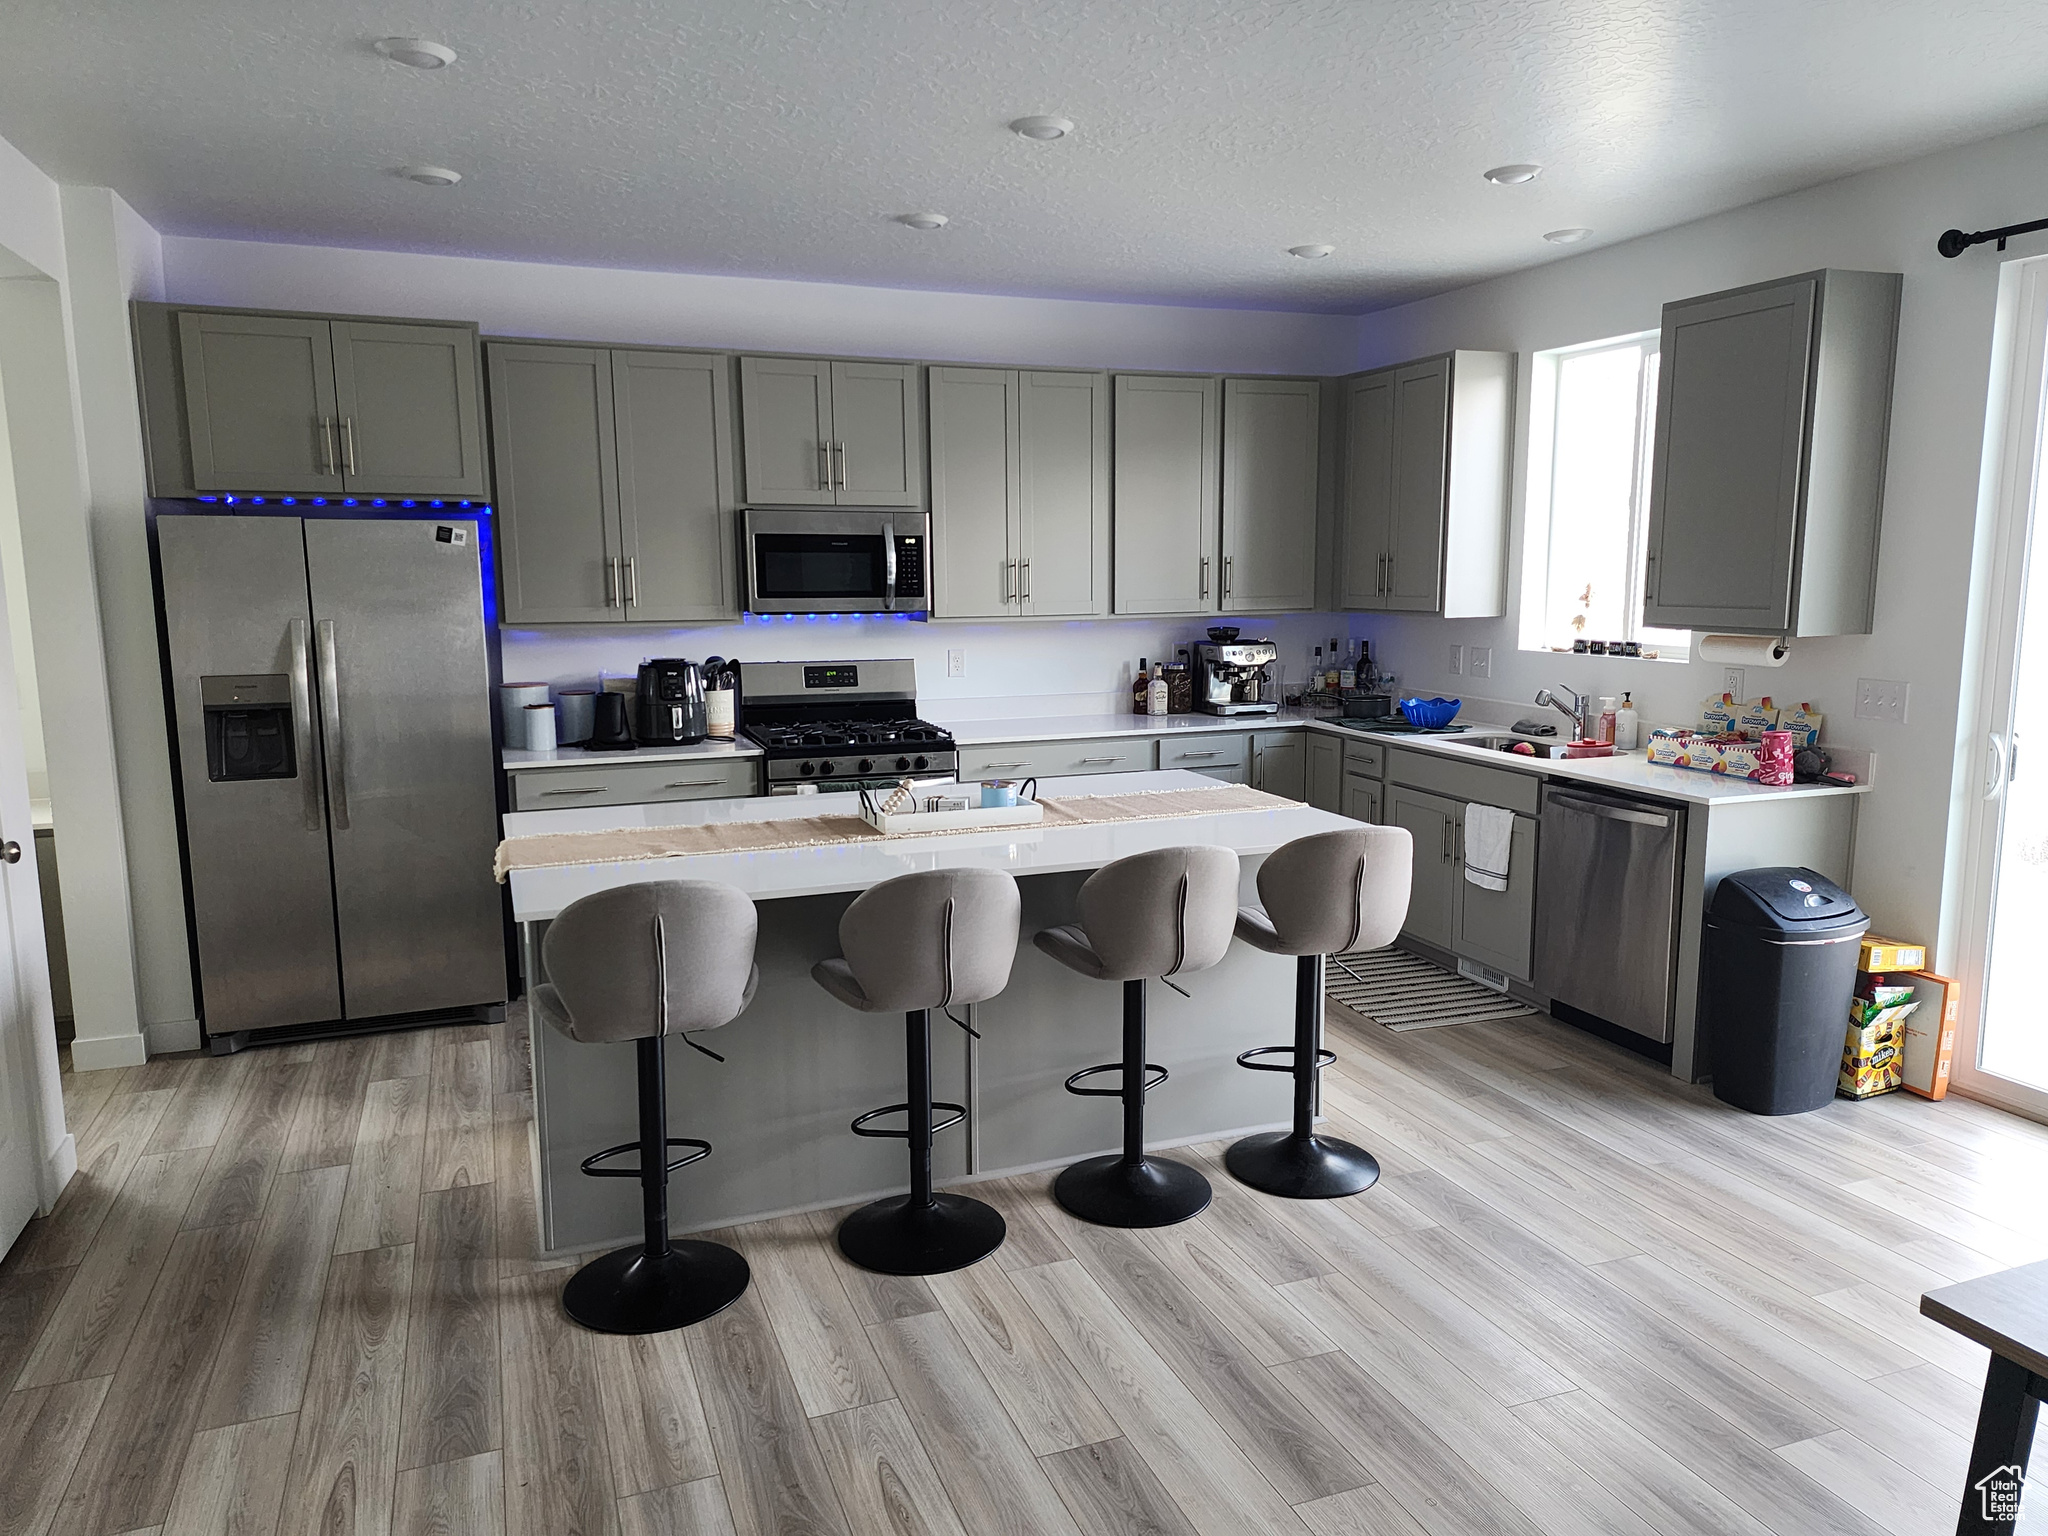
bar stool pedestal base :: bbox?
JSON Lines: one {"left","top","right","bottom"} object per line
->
{"left": 1224, "top": 1131, "right": 1380, "bottom": 1200}
{"left": 561, "top": 1240, "right": 751, "bottom": 1335}
{"left": 1055, "top": 1154, "right": 1212, "bottom": 1228}
{"left": 837, "top": 1192, "right": 1006, "bottom": 1276}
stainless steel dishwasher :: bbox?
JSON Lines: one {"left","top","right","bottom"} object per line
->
{"left": 1534, "top": 783, "right": 1686, "bottom": 1042}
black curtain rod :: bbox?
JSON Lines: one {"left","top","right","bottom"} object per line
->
{"left": 1939, "top": 217, "right": 2048, "bottom": 258}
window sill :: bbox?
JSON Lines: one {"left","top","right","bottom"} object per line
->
{"left": 1520, "top": 645, "right": 1691, "bottom": 663}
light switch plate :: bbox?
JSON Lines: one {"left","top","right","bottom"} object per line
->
{"left": 1448, "top": 643, "right": 1464, "bottom": 676}
{"left": 1855, "top": 677, "right": 1909, "bottom": 724}
{"left": 1468, "top": 647, "right": 1492, "bottom": 680}
{"left": 1722, "top": 667, "right": 1746, "bottom": 699}
{"left": 946, "top": 648, "right": 965, "bottom": 678}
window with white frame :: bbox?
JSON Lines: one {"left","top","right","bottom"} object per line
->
{"left": 1520, "top": 332, "right": 1690, "bottom": 655}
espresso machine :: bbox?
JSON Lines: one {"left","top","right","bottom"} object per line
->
{"left": 1192, "top": 639, "right": 1280, "bottom": 715}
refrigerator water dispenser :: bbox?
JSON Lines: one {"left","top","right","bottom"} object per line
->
{"left": 201, "top": 674, "right": 297, "bottom": 782}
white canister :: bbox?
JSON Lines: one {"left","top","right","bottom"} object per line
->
{"left": 500, "top": 681, "right": 549, "bottom": 738}
{"left": 522, "top": 702, "right": 558, "bottom": 752}
{"left": 705, "top": 687, "right": 735, "bottom": 739}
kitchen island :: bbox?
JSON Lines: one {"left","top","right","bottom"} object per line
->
{"left": 504, "top": 770, "right": 1353, "bottom": 1254}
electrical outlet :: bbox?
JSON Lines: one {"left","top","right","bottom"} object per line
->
{"left": 1448, "top": 643, "right": 1464, "bottom": 676}
{"left": 946, "top": 648, "right": 965, "bottom": 678}
{"left": 1855, "top": 677, "right": 1910, "bottom": 725}
{"left": 1468, "top": 647, "right": 1492, "bottom": 680}
{"left": 1722, "top": 667, "right": 1746, "bottom": 699}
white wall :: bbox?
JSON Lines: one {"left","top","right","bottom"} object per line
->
{"left": 1347, "top": 119, "right": 2048, "bottom": 955}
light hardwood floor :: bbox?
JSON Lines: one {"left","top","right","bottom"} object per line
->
{"left": 1, "top": 998, "right": 2034, "bottom": 1536}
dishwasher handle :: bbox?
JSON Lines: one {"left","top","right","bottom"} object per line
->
{"left": 1545, "top": 791, "right": 1673, "bottom": 829}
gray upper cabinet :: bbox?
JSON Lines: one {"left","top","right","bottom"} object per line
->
{"left": 929, "top": 366, "right": 1107, "bottom": 619}
{"left": 737, "top": 356, "right": 923, "bottom": 507}
{"left": 143, "top": 305, "right": 487, "bottom": 498}
{"left": 489, "top": 341, "right": 739, "bottom": 625}
{"left": 1642, "top": 269, "right": 1900, "bottom": 637}
{"left": 1112, "top": 374, "right": 1220, "bottom": 615}
{"left": 1340, "top": 350, "right": 1512, "bottom": 618}
{"left": 1220, "top": 377, "right": 1319, "bottom": 613}
{"left": 612, "top": 350, "right": 739, "bottom": 622}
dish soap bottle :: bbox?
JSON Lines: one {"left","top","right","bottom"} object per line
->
{"left": 1148, "top": 662, "right": 1169, "bottom": 716}
{"left": 1134, "top": 659, "right": 1150, "bottom": 715}
{"left": 1614, "top": 691, "right": 1640, "bottom": 751}
{"left": 1597, "top": 696, "right": 1617, "bottom": 745}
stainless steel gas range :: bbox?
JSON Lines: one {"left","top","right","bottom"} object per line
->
{"left": 738, "top": 659, "right": 957, "bottom": 794}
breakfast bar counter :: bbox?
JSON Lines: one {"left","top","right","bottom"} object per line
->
{"left": 505, "top": 770, "right": 1353, "bottom": 1253}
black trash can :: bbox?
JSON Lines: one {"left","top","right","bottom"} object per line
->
{"left": 1705, "top": 867, "right": 1869, "bottom": 1114}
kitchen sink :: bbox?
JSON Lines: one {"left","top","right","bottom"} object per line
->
{"left": 1460, "top": 734, "right": 1574, "bottom": 759}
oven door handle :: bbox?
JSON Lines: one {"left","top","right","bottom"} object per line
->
{"left": 881, "top": 519, "right": 897, "bottom": 611}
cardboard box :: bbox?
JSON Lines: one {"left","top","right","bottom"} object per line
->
{"left": 1858, "top": 937, "right": 1927, "bottom": 973}
{"left": 1647, "top": 728, "right": 1769, "bottom": 779}
{"left": 1900, "top": 971, "right": 1961, "bottom": 1100}
{"left": 1840, "top": 996, "right": 1916, "bottom": 1099}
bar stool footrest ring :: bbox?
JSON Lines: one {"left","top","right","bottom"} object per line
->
{"left": 580, "top": 1137, "right": 712, "bottom": 1179}
{"left": 1234, "top": 1044, "right": 1337, "bottom": 1074}
{"left": 850, "top": 1101, "right": 967, "bottom": 1139}
{"left": 1063, "top": 1061, "right": 1169, "bottom": 1098}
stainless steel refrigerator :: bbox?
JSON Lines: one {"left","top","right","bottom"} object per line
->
{"left": 157, "top": 514, "right": 508, "bottom": 1045}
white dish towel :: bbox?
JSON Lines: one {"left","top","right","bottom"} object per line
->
{"left": 1462, "top": 803, "right": 1514, "bottom": 892}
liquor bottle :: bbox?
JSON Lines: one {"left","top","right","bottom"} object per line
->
{"left": 1310, "top": 646, "right": 1323, "bottom": 695}
{"left": 1134, "top": 658, "right": 1150, "bottom": 714}
{"left": 1148, "top": 663, "right": 1168, "bottom": 716}
{"left": 1339, "top": 642, "right": 1357, "bottom": 691}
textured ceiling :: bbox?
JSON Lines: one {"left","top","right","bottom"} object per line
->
{"left": 5, "top": 1, "right": 2048, "bottom": 312}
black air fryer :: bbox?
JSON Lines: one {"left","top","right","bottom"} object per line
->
{"left": 634, "top": 659, "right": 708, "bottom": 745}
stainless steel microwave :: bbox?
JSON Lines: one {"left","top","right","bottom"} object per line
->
{"left": 742, "top": 509, "right": 929, "bottom": 615}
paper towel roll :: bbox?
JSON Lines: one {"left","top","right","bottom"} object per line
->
{"left": 1696, "top": 634, "right": 1790, "bottom": 669}
{"left": 500, "top": 682, "right": 549, "bottom": 737}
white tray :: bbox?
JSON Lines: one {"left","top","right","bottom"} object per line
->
{"left": 858, "top": 800, "right": 1046, "bottom": 836}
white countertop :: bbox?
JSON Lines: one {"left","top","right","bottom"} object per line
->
{"left": 503, "top": 769, "right": 1351, "bottom": 920}
{"left": 939, "top": 707, "right": 1323, "bottom": 745}
{"left": 503, "top": 737, "right": 762, "bottom": 771}
{"left": 1304, "top": 718, "right": 1871, "bottom": 807}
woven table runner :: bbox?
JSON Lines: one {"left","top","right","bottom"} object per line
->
{"left": 494, "top": 782, "right": 1293, "bottom": 880}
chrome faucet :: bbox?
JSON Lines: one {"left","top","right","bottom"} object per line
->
{"left": 1534, "top": 686, "right": 1590, "bottom": 741}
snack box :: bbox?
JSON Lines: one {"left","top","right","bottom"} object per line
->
{"left": 1900, "top": 970, "right": 1961, "bottom": 1100}
{"left": 1700, "top": 693, "right": 1741, "bottom": 734}
{"left": 1840, "top": 996, "right": 1916, "bottom": 1099}
{"left": 1779, "top": 702, "right": 1825, "bottom": 748}
{"left": 1858, "top": 936, "right": 1927, "bottom": 973}
{"left": 1735, "top": 697, "right": 1782, "bottom": 738}
{"left": 1646, "top": 728, "right": 1793, "bottom": 783}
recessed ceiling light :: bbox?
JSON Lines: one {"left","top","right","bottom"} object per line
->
{"left": 1482, "top": 163, "right": 1542, "bottom": 185}
{"left": 1288, "top": 244, "right": 1335, "bottom": 259}
{"left": 1010, "top": 115, "right": 1074, "bottom": 141}
{"left": 398, "top": 165, "right": 462, "bottom": 187}
{"left": 374, "top": 37, "right": 457, "bottom": 69}
{"left": 896, "top": 212, "right": 949, "bottom": 230}
{"left": 1543, "top": 227, "right": 1591, "bottom": 244}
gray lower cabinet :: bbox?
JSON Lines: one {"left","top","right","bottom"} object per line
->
{"left": 738, "top": 356, "right": 923, "bottom": 507}
{"left": 509, "top": 756, "right": 759, "bottom": 811}
{"left": 1452, "top": 806, "right": 1536, "bottom": 980}
{"left": 1158, "top": 733, "right": 1249, "bottom": 778}
{"left": 1340, "top": 351, "right": 1512, "bottom": 617}
{"left": 1113, "top": 374, "right": 1220, "bottom": 614}
{"left": 1386, "top": 785, "right": 1458, "bottom": 950}
{"left": 928, "top": 367, "right": 1107, "bottom": 618}
{"left": 957, "top": 737, "right": 1152, "bottom": 778}
{"left": 1305, "top": 732, "right": 1343, "bottom": 812}
{"left": 1340, "top": 771, "right": 1381, "bottom": 824}
{"left": 1220, "top": 377, "right": 1319, "bottom": 613}
{"left": 141, "top": 305, "right": 488, "bottom": 498}
{"left": 1251, "top": 731, "right": 1306, "bottom": 800}
{"left": 489, "top": 341, "right": 738, "bottom": 625}
{"left": 1643, "top": 269, "right": 1900, "bottom": 636}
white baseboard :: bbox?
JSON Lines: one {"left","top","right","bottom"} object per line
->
{"left": 40, "top": 1132, "right": 76, "bottom": 1214}
{"left": 68, "top": 1031, "right": 149, "bottom": 1072}
{"left": 144, "top": 1017, "right": 202, "bottom": 1055}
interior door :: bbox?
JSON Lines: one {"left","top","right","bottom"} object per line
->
{"left": 830, "top": 361, "right": 924, "bottom": 507}
{"left": 612, "top": 349, "right": 739, "bottom": 622}
{"left": 739, "top": 356, "right": 836, "bottom": 505}
{"left": 177, "top": 311, "right": 342, "bottom": 494}
{"left": 330, "top": 321, "right": 487, "bottom": 496}
{"left": 155, "top": 516, "right": 342, "bottom": 1033}
{"left": 1221, "top": 377, "right": 1319, "bottom": 613}
{"left": 1340, "top": 372, "right": 1395, "bottom": 609}
{"left": 928, "top": 366, "right": 1019, "bottom": 618}
{"left": 304, "top": 519, "right": 506, "bottom": 1020}
{"left": 1018, "top": 370, "right": 1106, "bottom": 617}
{"left": 488, "top": 344, "right": 624, "bottom": 624}
{"left": 1388, "top": 785, "right": 1456, "bottom": 949}
{"left": 1111, "top": 374, "right": 1219, "bottom": 615}
{"left": 1387, "top": 359, "right": 1449, "bottom": 612}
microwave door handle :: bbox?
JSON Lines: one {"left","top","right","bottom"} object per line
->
{"left": 882, "top": 520, "right": 897, "bottom": 611}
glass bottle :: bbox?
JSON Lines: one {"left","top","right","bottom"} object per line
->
{"left": 1148, "top": 663, "right": 1168, "bottom": 717}
{"left": 1134, "top": 658, "right": 1149, "bottom": 714}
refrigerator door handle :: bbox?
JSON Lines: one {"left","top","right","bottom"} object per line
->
{"left": 288, "top": 618, "right": 322, "bottom": 831}
{"left": 316, "top": 618, "right": 350, "bottom": 831}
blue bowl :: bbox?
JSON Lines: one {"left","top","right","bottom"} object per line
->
{"left": 1400, "top": 696, "right": 1462, "bottom": 729}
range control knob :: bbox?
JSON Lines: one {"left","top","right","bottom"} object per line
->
{"left": 857, "top": 758, "right": 874, "bottom": 774}
{"left": 895, "top": 756, "right": 912, "bottom": 772}
{"left": 798, "top": 761, "right": 816, "bottom": 776}
{"left": 913, "top": 756, "right": 929, "bottom": 772}
{"left": 817, "top": 761, "right": 836, "bottom": 776}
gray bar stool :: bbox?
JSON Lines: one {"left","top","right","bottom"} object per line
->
{"left": 1227, "top": 825, "right": 1412, "bottom": 1199}
{"left": 533, "top": 880, "right": 759, "bottom": 1334}
{"left": 813, "top": 867, "right": 1021, "bottom": 1275}
{"left": 1035, "top": 845, "right": 1240, "bottom": 1227}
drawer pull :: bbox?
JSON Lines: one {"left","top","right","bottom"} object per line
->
{"left": 664, "top": 778, "right": 730, "bottom": 789}
{"left": 1177, "top": 750, "right": 1222, "bottom": 760}
{"left": 542, "top": 786, "right": 606, "bottom": 796}
{"left": 1076, "top": 756, "right": 1124, "bottom": 765}
{"left": 979, "top": 760, "right": 1028, "bottom": 770}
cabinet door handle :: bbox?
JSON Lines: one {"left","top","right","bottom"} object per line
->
{"left": 603, "top": 556, "right": 621, "bottom": 608}
{"left": 542, "top": 785, "right": 606, "bottom": 796}
{"left": 835, "top": 440, "right": 848, "bottom": 490}
{"left": 1223, "top": 555, "right": 1233, "bottom": 599}
{"left": 1200, "top": 555, "right": 1210, "bottom": 599}
{"left": 340, "top": 416, "right": 359, "bottom": 476}
{"left": 317, "top": 416, "right": 337, "bottom": 476}
{"left": 1441, "top": 822, "right": 1451, "bottom": 861}
{"left": 625, "top": 556, "right": 639, "bottom": 607}
{"left": 1378, "top": 552, "right": 1386, "bottom": 594}
{"left": 1021, "top": 558, "right": 1030, "bottom": 600}
{"left": 818, "top": 442, "right": 831, "bottom": 491}
{"left": 1002, "top": 560, "right": 1013, "bottom": 602}
{"left": 1645, "top": 550, "right": 1659, "bottom": 602}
